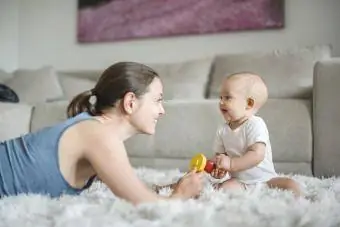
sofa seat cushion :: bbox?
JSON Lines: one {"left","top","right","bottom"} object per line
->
{"left": 154, "top": 99, "right": 224, "bottom": 159}
{"left": 151, "top": 99, "right": 312, "bottom": 163}
{"left": 0, "top": 103, "right": 32, "bottom": 141}
{"left": 30, "top": 101, "right": 69, "bottom": 132}
{"left": 29, "top": 99, "right": 312, "bottom": 164}
{"left": 31, "top": 101, "right": 157, "bottom": 158}
{"left": 124, "top": 135, "right": 155, "bottom": 158}
{"left": 129, "top": 157, "right": 312, "bottom": 176}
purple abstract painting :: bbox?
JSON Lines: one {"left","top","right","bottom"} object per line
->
{"left": 77, "top": 0, "right": 284, "bottom": 43}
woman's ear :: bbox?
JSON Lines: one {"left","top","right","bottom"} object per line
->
{"left": 122, "top": 92, "right": 137, "bottom": 114}
{"left": 246, "top": 98, "right": 255, "bottom": 109}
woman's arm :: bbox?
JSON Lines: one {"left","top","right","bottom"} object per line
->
{"left": 84, "top": 132, "right": 164, "bottom": 205}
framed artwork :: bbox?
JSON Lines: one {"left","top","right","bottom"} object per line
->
{"left": 77, "top": 0, "right": 284, "bottom": 43}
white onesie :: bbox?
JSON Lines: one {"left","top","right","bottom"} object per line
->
{"left": 213, "top": 115, "right": 277, "bottom": 185}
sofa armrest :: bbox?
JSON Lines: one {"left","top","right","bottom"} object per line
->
{"left": 313, "top": 58, "right": 340, "bottom": 177}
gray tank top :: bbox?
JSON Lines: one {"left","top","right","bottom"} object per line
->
{"left": 0, "top": 112, "right": 96, "bottom": 198}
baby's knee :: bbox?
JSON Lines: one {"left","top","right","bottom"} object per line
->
{"left": 285, "top": 179, "right": 302, "bottom": 197}
{"left": 270, "top": 177, "right": 302, "bottom": 196}
{"left": 282, "top": 178, "right": 300, "bottom": 190}
{"left": 218, "top": 178, "right": 244, "bottom": 190}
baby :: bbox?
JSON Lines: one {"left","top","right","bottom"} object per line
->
{"left": 210, "top": 72, "right": 301, "bottom": 196}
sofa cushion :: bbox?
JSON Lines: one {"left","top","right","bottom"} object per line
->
{"left": 0, "top": 69, "right": 13, "bottom": 83}
{"left": 31, "top": 100, "right": 156, "bottom": 157}
{"left": 0, "top": 103, "right": 32, "bottom": 141}
{"left": 149, "top": 58, "right": 213, "bottom": 100}
{"left": 31, "top": 100, "right": 157, "bottom": 158}
{"left": 58, "top": 58, "right": 213, "bottom": 101}
{"left": 58, "top": 70, "right": 102, "bottom": 81}
{"left": 124, "top": 135, "right": 155, "bottom": 158}
{"left": 257, "top": 99, "right": 312, "bottom": 162}
{"left": 58, "top": 75, "right": 96, "bottom": 100}
{"left": 154, "top": 99, "right": 224, "bottom": 159}
{"left": 29, "top": 98, "right": 312, "bottom": 165}
{"left": 3, "top": 66, "right": 64, "bottom": 104}
{"left": 274, "top": 162, "right": 312, "bottom": 176}
{"left": 152, "top": 99, "right": 312, "bottom": 163}
{"left": 129, "top": 157, "right": 313, "bottom": 176}
{"left": 208, "top": 45, "right": 331, "bottom": 99}
{"left": 30, "top": 101, "right": 68, "bottom": 132}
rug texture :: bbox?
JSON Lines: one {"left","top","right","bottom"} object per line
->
{"left": 0, "top": 168, "right": 340, "bottom": 227}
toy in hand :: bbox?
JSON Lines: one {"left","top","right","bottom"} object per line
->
{"left": 189, "top": 153, "right": 216, "bottom": 173}
{"left": 152, "top": 153, "right": 216, "bottom": 193}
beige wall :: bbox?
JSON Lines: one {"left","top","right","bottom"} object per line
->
{"left": 1, "top": 0, "right": 340, "bottom": 71}
{"left": 0, "top": 0, "right": 19, "bottom": 71}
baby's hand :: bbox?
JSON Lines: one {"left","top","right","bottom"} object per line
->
{"left": 214, "top": 153, "right": 231, "bottom": 171}
{"left": 211, "top": 168, "right": 228, "bottom": 179}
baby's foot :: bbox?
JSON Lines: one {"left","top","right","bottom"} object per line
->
{"left": 151, "top": 184, "right": 161, "bottom": 193}
{"left": 212, "top": 183, "right": 222, "bottom": 190}
{"left": 152, "top": 183, "right": 177, "bottom": 193}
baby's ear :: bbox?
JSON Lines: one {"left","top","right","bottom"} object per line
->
{"left": 246, "top": 98, "right": 255, "bottom": 109}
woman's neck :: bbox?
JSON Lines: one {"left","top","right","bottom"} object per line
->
{"left": 95, "top": 112, "right": 137, "bottom": 141}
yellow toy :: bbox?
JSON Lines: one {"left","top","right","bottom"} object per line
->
{"left": 189, "top": 153, "right": 215, "bottom": 173}
{"left": 152, "top": 153, "right": 216, "bottom": 193}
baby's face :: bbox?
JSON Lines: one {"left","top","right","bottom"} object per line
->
{"left": 219, "top": 78, "right": 249, "bottom": 122}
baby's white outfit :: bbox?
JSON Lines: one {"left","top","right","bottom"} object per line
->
{"left": 213, "top": 115, "right": 278, "bottom": 189}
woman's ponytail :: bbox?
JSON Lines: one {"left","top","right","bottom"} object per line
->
{"left": 66, "top": 89, "right": 97, "bottom": 118}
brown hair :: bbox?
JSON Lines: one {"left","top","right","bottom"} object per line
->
{"left": 67, "top": 62, "right": 159, "bottom": 118}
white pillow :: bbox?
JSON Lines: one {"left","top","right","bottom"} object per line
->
{"left": 0, "top": 69, "right": 13, "bottom": 83}
{"left": 58, "top": 75, "right": 96, "bottom": 100}
{"left": 4, "top": 66, "right": 64, "bottom": 104}
{"left": 148, "top": 57, "right": 213, "bottom": 100}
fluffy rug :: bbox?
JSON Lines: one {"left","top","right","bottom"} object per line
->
{"left": 1, "top": 168, "right": 340, "bottom": 227}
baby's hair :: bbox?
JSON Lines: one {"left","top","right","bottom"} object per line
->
{"left": 224, "top": 72, "right": 268, "bottom": 112}
{"left": 226, "top": 71, "right": 258, "bottom": 79}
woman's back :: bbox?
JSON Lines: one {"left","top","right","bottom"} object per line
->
{"left": 0, "top": 112, "right": 95, "bottom": 198}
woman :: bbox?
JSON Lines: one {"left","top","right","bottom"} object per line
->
{"left": 0, "top": 62, "right": 203, "bottom": 204}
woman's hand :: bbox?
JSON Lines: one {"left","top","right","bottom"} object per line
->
{"left": 171, "top": 170, "right": 204, "bottom": 199}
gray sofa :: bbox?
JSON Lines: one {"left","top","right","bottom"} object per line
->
{"left": 1, "top": 45, "right": 340, "bottom": 177}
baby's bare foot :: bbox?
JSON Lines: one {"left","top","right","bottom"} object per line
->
{"left": 152, "top": 183, "right": 177, "bottom": 193}
{"left": 212, "top": 183, "right": 222, "bottom": 190}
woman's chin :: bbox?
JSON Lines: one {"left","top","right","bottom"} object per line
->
{"left": 141, "top": 126, "right": 156, "bottom": 135}
{"left": 145, "top": 130, "right": 155, "bottom": 135}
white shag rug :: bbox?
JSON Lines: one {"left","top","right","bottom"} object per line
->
{"left": 1, "top": 168, "right": 340, "bottom": 227}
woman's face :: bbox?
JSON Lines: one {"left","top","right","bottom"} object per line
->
{"left": 130, "top": 77, "right": 165, "bottom": 135}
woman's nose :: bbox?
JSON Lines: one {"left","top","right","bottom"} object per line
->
{"left": 159, "top": 104, "right": 165, "bottom": 116}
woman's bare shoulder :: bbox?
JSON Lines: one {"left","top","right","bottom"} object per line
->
{"left": 72, "top": 119, "right": 124, "bottom": 154}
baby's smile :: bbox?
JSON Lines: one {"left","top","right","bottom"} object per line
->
{"left": 220, "top": 107, "right": 228, "bottom": 114}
